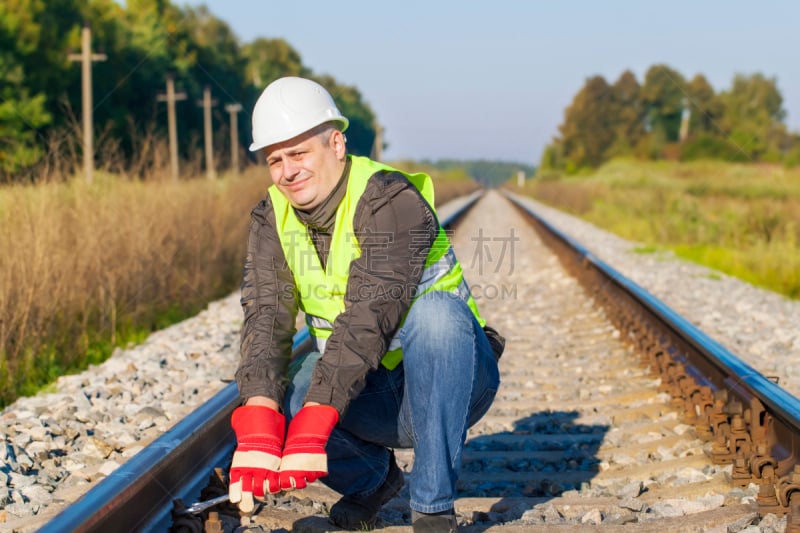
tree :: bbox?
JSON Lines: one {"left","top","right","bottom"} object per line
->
{"left": 0, "top": 76, "right": 51, "bottom": 177}
{"left": 720, "top": 73, "right": 787, "bottom": 160}
{"left": 641, "top": 64, "right": 687, "bottom": 143}
{"left": 0, "top": 0, "right": 56, "bottom": 177}
{"left": 13, "top": 0, "right": 85, "bottom": 124}
{"left": 678, "top": 74, "right": 736, "bottom": 162}
{"left": 686, "top": 74, "right": 723, "bottom": 136}
{"left": 242, "top": 38, "right": 309, "bottom": 89}
{"left": 557, "top": 75, "right": 616, "bottom": 170}
{"left": 605, "top": 70, "right": 645, "bottom": 158}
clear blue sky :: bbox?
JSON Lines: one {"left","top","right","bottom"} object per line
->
{"left": 183, "top": 0, "right": 800, "bottom": 166}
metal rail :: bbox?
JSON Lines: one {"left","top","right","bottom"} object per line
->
{"left": 39, "top": 190, "right": 483, "bottom": 532}
{"left": 38, "top": 331, "right": 310, "bottom": 533}
{"left": 504, "top": 191, "right": 800, "bottom": 529}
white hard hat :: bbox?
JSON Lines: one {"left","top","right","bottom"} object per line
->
{"left": 249, "top": 77, "right": 349, "bottom": 152}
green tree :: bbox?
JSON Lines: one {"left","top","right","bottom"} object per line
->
{"left": 558, "top": 75, "right": 616, "bottom": 170}
{"left": 0, "top": 75, "right": 51, "bottom": 176}
{"left": 605, "top": 70, "right": 645, "bottom": 158}
{"left": 641, "top": 64, "right": 687, "bottom": 143}
{"left": 686, "top": 73, "right": 723, "bottom": 136}
{"left": 242, "top": 38, "right": 309, "bottom": 89}
{"left": 720, "top": 73, "right": 787, "bottom": 161}
{"left": 0, "top": 0, "right": 55, "bottom": 177}
{"left": 14, "top": 0, "right": 84, "bottom": 125}
{"left": 679, "top": 74, "right": 737, "bottom": 162}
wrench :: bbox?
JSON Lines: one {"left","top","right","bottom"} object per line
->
{"left": 181, "top": 493, "right": 230, "bottom": 515}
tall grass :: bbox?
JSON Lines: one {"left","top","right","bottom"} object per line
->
{"left": 511, "top": 159, "right": 800, "bottom": 299}
{"left": 0, "top": 168, "right": 267, "bottom": 406}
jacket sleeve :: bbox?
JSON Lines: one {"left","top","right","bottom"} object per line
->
{"left": 304, "top": 171, "right": 438, "bottom": 414}
{"left": 235, "top": 196, "right": 299, "bottom": 405}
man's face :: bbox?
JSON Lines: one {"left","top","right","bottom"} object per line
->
{"left": 265, "top": 128, "right": 345, "bottom": 210}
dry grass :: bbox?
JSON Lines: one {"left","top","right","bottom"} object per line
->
{"left": 433, "top": 179, "right": 482, "bottom": 205}
{"left": 0, "top": 167, "right": 268, "bottom": 405}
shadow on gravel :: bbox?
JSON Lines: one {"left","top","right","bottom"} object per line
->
{"left": 287, "top": 515, "right": 330, "bottom": 532}
{"left": 274, "top": 411, "right": 608, "bottom": 531}
{"left": 461, "top": 410, "right": 608, "bottom": 528}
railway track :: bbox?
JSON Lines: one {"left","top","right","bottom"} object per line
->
{"left": 37, "top": 190, "right": 800, "bottom": 532}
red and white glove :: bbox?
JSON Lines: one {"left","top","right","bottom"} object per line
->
{"left": 278, "top": 404, "right": 339, "bottom": 490}
{"left": 228, "top": 406, "right": 285, "bottom": 512}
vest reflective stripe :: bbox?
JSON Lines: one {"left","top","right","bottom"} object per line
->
{"left": 307, "top": 321, "right": 402, "bottom": 356}
{"left": 419, "top": 246, "right": 457, "bottom": 296}
{"left": 270, "top": 155, "right": 484, "bottom": 369}
{"left": 306, "top": 314, "right": 333, "bottom": 331}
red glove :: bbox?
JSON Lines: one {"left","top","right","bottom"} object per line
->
{"left": 278, "top": 404, "right": 339, "bottom": 490}
{"left": 228, "top": 406, "right": 285, "bottom": 512}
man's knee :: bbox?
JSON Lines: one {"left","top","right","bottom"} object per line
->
{"left": 400, "top": 292, "right": 477, "bottom": 363}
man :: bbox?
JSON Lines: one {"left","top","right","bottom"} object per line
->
{"left": 229, "top": 76, "right": 503, "bottom": 532}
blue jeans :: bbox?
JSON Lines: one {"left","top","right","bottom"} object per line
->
{"left": 284, "top": 291, "right": 500, "bottom": 514}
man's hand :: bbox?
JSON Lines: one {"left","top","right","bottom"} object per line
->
{"left": 278, "top": 404, "right": 339, "bottom": 490}
{"left": 228, "top": 405, "right": 285, "bottom": 512}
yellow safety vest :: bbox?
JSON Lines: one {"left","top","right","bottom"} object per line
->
{"left": 269, "top": 155, "right": 484, "bottom": 369}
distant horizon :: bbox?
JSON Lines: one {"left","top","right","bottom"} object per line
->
{"left": 183, "top": 1, "right": 800, "bottom": 166}
{"left": 390, "top": 156, "right": 537, "bottom": 168}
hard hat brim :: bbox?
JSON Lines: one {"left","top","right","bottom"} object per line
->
{"left": 248, "top": 117, "right": 349, "bottom": 152}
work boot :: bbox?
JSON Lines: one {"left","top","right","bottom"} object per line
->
{"left": 411, "top": 509, "right": 458, "bottom": 532}
{"left": 328, "top": 452, "right": 404, "bottom": 530}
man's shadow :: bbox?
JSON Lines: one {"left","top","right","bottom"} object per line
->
{"left": 290, "top": 410, "right": 607, "bottom": 531}
{"left": 458, "top": 410, "right": 608, "bottom": 530}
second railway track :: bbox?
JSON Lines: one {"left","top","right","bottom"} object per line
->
{"left": 16, "top": 189, "right": 800, "bottom": 532}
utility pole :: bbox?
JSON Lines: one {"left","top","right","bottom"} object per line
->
{"left": 225, "top": 103, "right": 242, "bottom": 175}
{"left": 156, "top": 74, "right": 186, "bottom": 181}
{"left": 679, "top": 96, "right": 691, "bottom": 143}
{"left": 197, "top": 86, "right": 218, "bottom": 180}
{"left": 68, "top": 23, "right": 106, "bottom": 184}
{"left": 370, "top": 124, "right": 383, "bottom": 161}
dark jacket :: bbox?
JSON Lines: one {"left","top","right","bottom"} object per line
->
{"left": 235, "top": 158, "right": 502, "bottom": 415}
